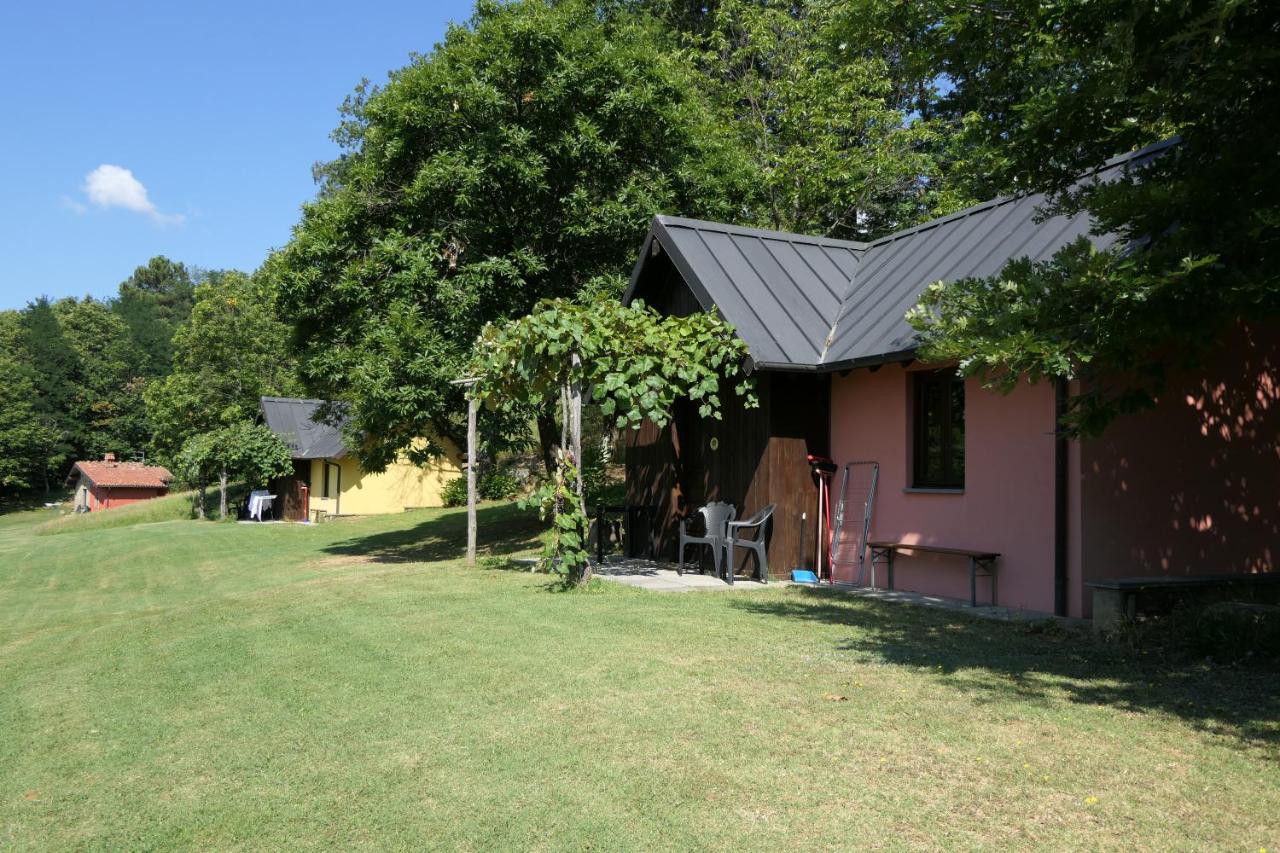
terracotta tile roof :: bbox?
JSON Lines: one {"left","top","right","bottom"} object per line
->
{"left": 70, "top": 461, "right": 173, "bottom": 489}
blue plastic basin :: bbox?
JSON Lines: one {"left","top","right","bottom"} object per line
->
{"left": 790, "top": 569, "right": 819, "bottom": 584}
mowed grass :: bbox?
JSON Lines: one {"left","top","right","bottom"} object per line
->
{"left": 32, "top": 489, "right": 200, "bottom": 537}
{"left": 0, "top": 504, "right": 1276, "bottom": 850}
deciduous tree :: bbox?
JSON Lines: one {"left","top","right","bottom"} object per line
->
{"left": 886, "top": 0, "right": 1280, "bottom": 430}
{"left": 52, "top": 298, "right": 149, "bottom": 461}
{"left": 175, "top": 422, "right": 293, "bottom": 519}
{"left": 266, "top": 0, "right": 752, "bottom": 474}
{"left": 0, "top": 312, "right": 58, "bottom": 495}
{"left": 146, "top": 271, "right": 299, "bottom": 462}
{"left": 695, "top": 0, "right": 971, "bottom": 237}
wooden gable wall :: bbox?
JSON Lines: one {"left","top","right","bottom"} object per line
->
{"left": 624, "top": 250, "right": 830, "bottom": 577}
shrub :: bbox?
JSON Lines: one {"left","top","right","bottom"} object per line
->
{"left": 443, "top": 466, "right": 521, "bottom": 508}
{"left": 1186, "top": 602, "right": 1280, "bottom": 664}
{"left": 441, "top": 476, "right": 468, "bottom": 508}
{"left": 479, "top": 468, "right": 520, "bottom": 500}
{"left": 581, "top": 444, "right": 623, "bottom": 506}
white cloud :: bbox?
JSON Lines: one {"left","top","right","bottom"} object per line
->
{"left": 79, "top": 164, "right": 184, "bottom": 226}
{"left": 60, "top": 195, "right": 88, "bottom": 215}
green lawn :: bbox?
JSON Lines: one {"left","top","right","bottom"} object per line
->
{"left": 1, "top": 504, "right": 1276, "bottom": 850}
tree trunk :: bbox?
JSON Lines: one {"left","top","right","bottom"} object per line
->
{"left": 535, "top": 412, "right": 558, "bottom": 476}
{"left": 560, "top": 384, "right": 570, "bottom": 454}
{"left": 466, "top": 395, "right": 478, "bottom": 566}
{"left": 569, "top": 354, "right": 591, "bottom": 584}
{"left": 219, "top": 468, "right": 228, "bottom": 520}
{"left": 194, "top": 481, "right": 206, "bottom": 520}
{"left": 569, "top": 359, "right": 584, "bottom": 507}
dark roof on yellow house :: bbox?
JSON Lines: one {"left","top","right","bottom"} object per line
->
{"left": 625, "top": 141, "right": 1172, "bottom": 372}
{"left": 259, "top": 396, "right": 350, "bottom": 460}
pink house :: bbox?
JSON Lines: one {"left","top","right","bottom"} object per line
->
{"left": 624, "top": 146, "right": 1277, "bottom": 618}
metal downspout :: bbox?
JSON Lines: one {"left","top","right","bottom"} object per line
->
{"left": 1054, "top": 378, "right": 1069, "bottom": 617}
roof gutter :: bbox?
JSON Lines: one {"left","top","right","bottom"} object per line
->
{"left": 751, "top": 348, "right": 919, "bottom": 375}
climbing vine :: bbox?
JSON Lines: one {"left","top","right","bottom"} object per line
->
{"left": 521, "top": 448, "right": 592, "bottom": 582}
{"left": 472, "top": 296, "right": 755, "bottom": 584}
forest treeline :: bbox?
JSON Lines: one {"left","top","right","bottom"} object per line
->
{"left": 0, "top": 259, "right": 299, "bottom": 499}
{"left": 4, "top": 0, "right": 1275, "bottom": 499}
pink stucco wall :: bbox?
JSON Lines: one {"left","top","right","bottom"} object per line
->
{"left": 1075, "top": 324, "right": 1278, "bottom": 615}
{"left": 827, "top": 325, "right": 1276, "bottom": 619}
{"left": 829, "top": 364, "right": 1059, "bottom": 614}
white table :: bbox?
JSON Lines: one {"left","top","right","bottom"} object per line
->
{"left": 247, "top": 491, "right": 277, "bottom": 521}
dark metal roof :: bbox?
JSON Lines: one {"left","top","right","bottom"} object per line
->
{"left": 820, "top": 190, "right": 1122, "bottom": 370}
{"left": 626, "top": 142, "right": 1172, "bottom": 371}
{"left": 259, "top": 397, "right": 349, "bottom": 460}
{"left": 625, "top": 216, "right": 865, "bottom": 367}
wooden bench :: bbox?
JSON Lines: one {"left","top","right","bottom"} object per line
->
{"left": 867, "top": 541, "right": 1000, "bottom": 607}
{"left": 1086, "top": 574, "right": 1280, "bottom": 632}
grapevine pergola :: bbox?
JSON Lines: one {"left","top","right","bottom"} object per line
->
{"left": 465, "top": 297, "right": 756, "bottom": 585}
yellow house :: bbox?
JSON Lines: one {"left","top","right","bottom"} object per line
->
{"left": 260, "top": 396, "right": 462, "bottom": 520}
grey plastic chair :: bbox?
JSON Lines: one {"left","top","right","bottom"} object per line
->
{"left": 678, "top": 501, "right": 736, "bottom": 578}
{"left": 725, "top": 503, "right": 775, "bottom": 584}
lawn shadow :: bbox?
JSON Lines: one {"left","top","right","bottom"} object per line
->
{"left": 322, "top": 503, "right": 545, "bottom": 564}
{"left": 731, "top": 586, "right": 1280, "bottom": 754}
{"left": 0, "top": 490, "right": 68, "bottom": 518}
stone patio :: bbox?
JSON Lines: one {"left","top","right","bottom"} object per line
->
{"left": 594, "top": 557, "right": 771, "bottom": 592}
{"left": 593, "top": 557, "right": 1074, "bottom": 623}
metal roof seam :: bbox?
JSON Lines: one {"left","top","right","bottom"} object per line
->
{"left": 751, "top": 238, "right": 836, "bottom": 348}
{"left": 729, "top": 233, "right": 828, "bottom": 362}
{"left": 839, "top": 198, "right": 1055, "bottom": 358}
{"left": 687, "top": 226, "right": 794, "bottom": 363}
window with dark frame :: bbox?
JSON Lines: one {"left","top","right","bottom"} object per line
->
{"left": 912, "top": 368, "right": 965, "bottom": 489}
{"left": 323, "top": 462, "right": 339, "bottom": 499}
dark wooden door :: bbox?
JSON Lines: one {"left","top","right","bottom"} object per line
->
{"left": 277, "top": 460, "right": 311, "bottom": 521}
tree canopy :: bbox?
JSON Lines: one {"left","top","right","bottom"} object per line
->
{"left": 689, "top": 0, "right": 974, "bottom": 238}
{"left": 145, "top": 271, "right": 299, "bottom": 462}
{"left": 265, "top": 0, "right": 761, "bottom": 472}
{"left": 112, "top": 256, "right": 197, "bottom": 377}
{"left": 886, "top": 0, "right": 1280, "bottom": 430}
{"left": 0, "top": 311, "right": 58, "bottom": 493}
{"left": 0, "top": 257, "right": 258, "bottom": 500}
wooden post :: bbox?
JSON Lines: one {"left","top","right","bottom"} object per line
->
{"left": 569, "top": 353, "right": 584, "bottom": 507}
{"left": 467, "top": 394, "right": 478, "bottom": 566}
{"left": 560, "top": 382, "right": 569, "bottom": 453}
{"left": 569, "top": 353, "right": 590, "bottom": 582}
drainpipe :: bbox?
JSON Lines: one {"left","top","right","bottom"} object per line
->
{"left": 1054, "top": 378, "right": 1069, "bottom": 617}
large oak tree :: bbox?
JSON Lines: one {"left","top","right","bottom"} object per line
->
{"left": 265, "top": 0, "right": 752, "bottom": 472}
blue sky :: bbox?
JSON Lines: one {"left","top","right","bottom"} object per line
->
{"left": 0, "top": 0, "right": 474, "bottom": 309}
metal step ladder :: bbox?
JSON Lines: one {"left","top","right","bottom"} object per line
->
{"left": 828, "top": 461, "right": 879, "bottom": 586}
